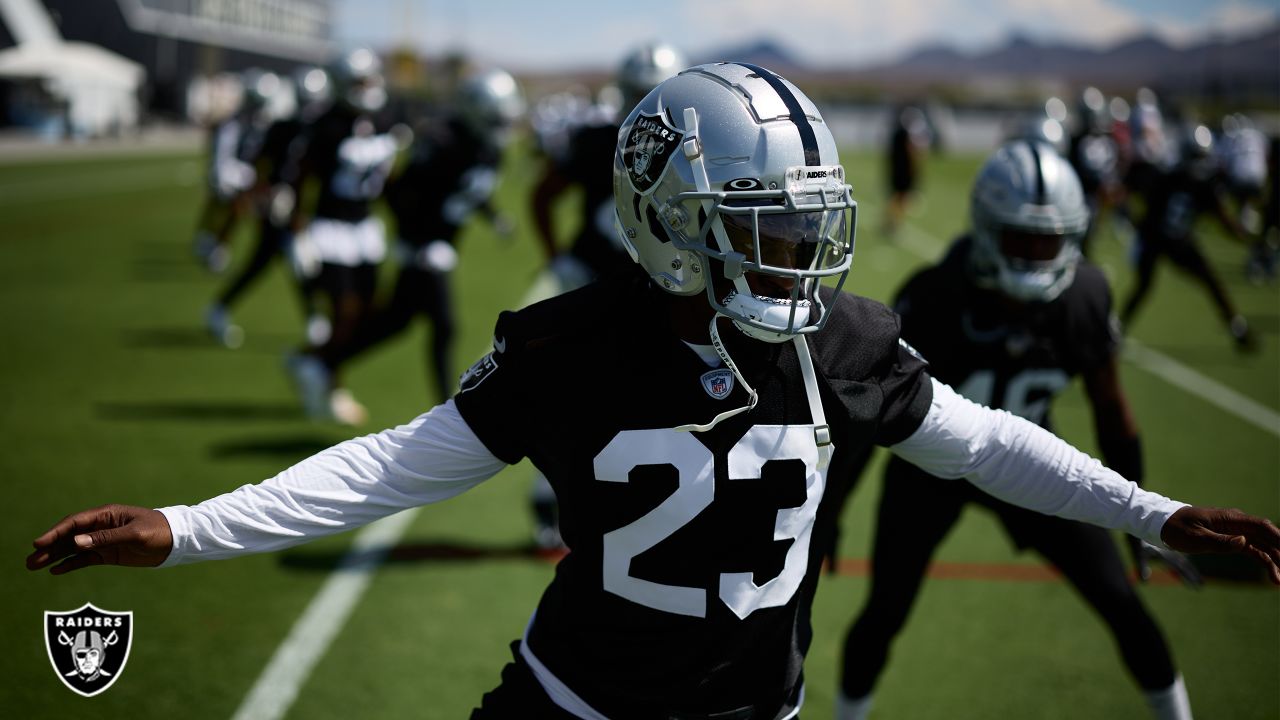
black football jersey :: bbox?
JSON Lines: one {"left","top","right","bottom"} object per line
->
{"left": 1069, "top": 131, "right": 1121, "bottom": 196}
{"left": 892, "top": 237, "right": 1116, "bottom": 429}
{"left": 385, "top": 116, "right": 501, "bottom": 246}
{"left": 257, "top": 117, "right": 305, "bottom": 186}
{"left": 453, "top": 275, "right": 931, "bottom": 718}
{"left": 1138, "top": 166, "right": 1225, "bottom": 243}
{"left": 304, "top": 104, "right": 398, "bottom": 223}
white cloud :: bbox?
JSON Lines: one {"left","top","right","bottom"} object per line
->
{"left": 333, "top": 0, "right": 1280, "bottom": 71}
{"left": 1206, "top": 1, "right": 1279, "bottom": 36}
{"left": 687, "top": 0, "right": 969, "bottom": 65}
{"left": 685, "top": 0, "right": 1278, "bottom": 66}
{"left": 1001, "top": 0, "right": 1147, "bottom": 45}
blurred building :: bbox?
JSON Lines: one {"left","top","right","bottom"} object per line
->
{"left": 0, "top": 0, "right": 333, "bottom": 134}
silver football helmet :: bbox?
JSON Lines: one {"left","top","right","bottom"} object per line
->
{"left": 457, "top": 68, "right": 526, "bottom": 138}
{"left": 613, "top": 63, "right": 855, "bottom": 343}
{"left": 331, "top": 48, "right": 386, "bottom": 113}
{"left": 293, "top": 66, "right": 332, "bottom": 107}
{"left": 240, "top": 68, "right": 281, "bottom": 113}
{"left": 1077, "top": 86, "right": 1110, "bottom": 133}
{"left": 969, "top": 140, "right": 1089, "bottom": 302}
{"left": 617, "top": 43, "right": 686, "bottom": 109}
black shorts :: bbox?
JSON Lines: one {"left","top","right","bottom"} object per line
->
{"left": 316, "top": 262, "right": 378, "bottom": 299}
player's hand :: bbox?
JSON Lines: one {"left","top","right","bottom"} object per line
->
{"left": 26, "top": 505, "right": 173, "bottom": 575}
{"left": 1160, "top": 506, "right": 1280, "bottom": 585}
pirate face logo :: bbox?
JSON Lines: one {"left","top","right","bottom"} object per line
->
{"left": 45, "top": 603, "right": 133, "bottom": 697}
{"left": 622, "top": 112, "right": 684, "bottom": 193}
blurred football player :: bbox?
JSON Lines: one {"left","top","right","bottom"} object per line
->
{"left": 1125, "top": 88, "right": 1174, "bottom": 200}
{"left": 30, "top": 65, "right": 1280, "bottom": 720}
{"left": 291, "top": 69, "right": 523, "bottom": 407}
{"left": 1069, "top": 86, "right": 1127, "bottom": 255}
{"left": 530, "top": 42, "right": 685, "bottom": 294}
{"left": 526, "top": 42, "right": 685, "bottom": 550}
{"left": 192, "top": 68, "right": 279, "bottom": 274}
{"left": 832, "top": 141, "right": 1198, "bottom": 720}
{"left": 1216, "top": 115, "right": 1274, "bottom": 283}
{"left": 205, "top": 66, "right": 333, "bottom": 348}
{"left": 883, "top": 104, "right": 930, "bottom": 241}
{"left": 1120, "top": 124, "right": 1256, "bottom": 351}
{"left": 286, "top": 49, "right": 403, "bottom": 424}
{"left": 1253, "top": 135, "right": 1280, "bottom": 283}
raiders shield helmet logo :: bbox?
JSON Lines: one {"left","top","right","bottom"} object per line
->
{"left": 44, "top": 603, "right": 133, "bottom": 697}
{"left": 622, "top": 112, "right": 684, "bottom": 193}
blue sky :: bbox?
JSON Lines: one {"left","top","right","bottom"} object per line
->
{"left": 332, "top": 0, "right": 1280, "bottom": 70}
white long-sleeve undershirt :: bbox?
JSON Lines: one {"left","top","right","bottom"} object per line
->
{"left": 157, "top": 399, "right": 506, "bottom": 567}
{"left": 891, "top": 378, "right": 1186, "bottom": 548}
{"left": 157, "top": 378, "right": 1186, "bottom": 567}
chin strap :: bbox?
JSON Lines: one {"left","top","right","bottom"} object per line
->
{"left": 792, "top": 331, "right": 833, "bottom": 471}
{"left": 676, "top": 321, "right": 835, "bottom": 472}
{"left": 675, "top": 316, "right": 759, "bottom": 433}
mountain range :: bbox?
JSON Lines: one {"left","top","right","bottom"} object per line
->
{"left": 700, "top": 26, "right": 1280, "bottom": 98}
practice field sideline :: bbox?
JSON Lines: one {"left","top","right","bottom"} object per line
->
{"left": 2, "top": 145, "right": 1276, "bottom": 719}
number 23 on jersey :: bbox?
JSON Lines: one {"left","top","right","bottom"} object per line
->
{"left": 594, "top": 426, "right": 826, "bottom": 620}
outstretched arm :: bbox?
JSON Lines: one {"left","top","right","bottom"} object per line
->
{"left": 27, "top": 399, "right": 507, "bottom": 574}
{"left": 890, "top": 378, "right": 1280, "bottom": 583}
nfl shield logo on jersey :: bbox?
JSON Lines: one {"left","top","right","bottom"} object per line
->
{"left": 623, "top": 112, "right": 684, "bottom": 193}
{"left": 700, "top": 369, "right": 735, "bottom": 400}
{"left": 44, "top": 603, "right": 133, "bottom": 697}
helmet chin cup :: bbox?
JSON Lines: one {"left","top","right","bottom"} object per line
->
{"left": 722, "top": 289, "right": 813, "bottom": 343}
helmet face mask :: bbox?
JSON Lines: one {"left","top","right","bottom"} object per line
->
{"left": 969, "top": 140, "right": 1088, "bottom": 303}
{"left": 613, "top": 64, "right": 856, "bottom": 343}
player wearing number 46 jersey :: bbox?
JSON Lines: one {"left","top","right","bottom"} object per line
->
{"left": 26, "top": 65, "right": 1280, "bottom": 720}
{"left": 832, "top": 141, "right": 1200, "bottom": 720}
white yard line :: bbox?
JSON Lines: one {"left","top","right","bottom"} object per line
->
{"left": 230, "top": 278, "right": 551, "bottom": 720}
{"left": 230, "top": 510, "right": 419, "bottom": 720}
{"left": 1122, "top": 339, "right": 1280, "bottom": 439}
{"left": 894, "top": 223, "right": 1280, "bottom": 439}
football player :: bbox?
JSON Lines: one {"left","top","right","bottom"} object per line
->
{"left": 1254, "top": 135, "right": 1280, "bottom": 283}
{"left": 285, "top": 49, "right": 404, "bottom": 424}
{"left": 206, "top": 66, "right": 333, "bottom": 349}
{"left": 291, "top": 69, "right": 523, "bottom": 406}
{"left": 833, "top": 141, "right": 1199, "bottom": 720}
{"left": 1119, "top": 124, "right": 1256, "bottom": 351}
{"left": 29, "top": 65, "right": 1280, "bottom": 720}
{"left": 883, "top": 104, "right": 930, "bottom": 240}
{"left": 530, "top": 42, "right": 685, "bottom": 293}
{"left": 192, "top": 68, "right": 280, "bottom": 274}
{"left": 1069, "top": 86, "right": 1126, "bottom": 256}
{"left": 526, "top": 42, "right": 685, "bottom": 550}
{"left": 1216, "top": 115, "right": 1274, "bottom": 284}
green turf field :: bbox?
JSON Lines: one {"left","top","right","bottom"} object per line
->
{"left": 3, "top": 142, "right": 1277, "bottom": 719}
